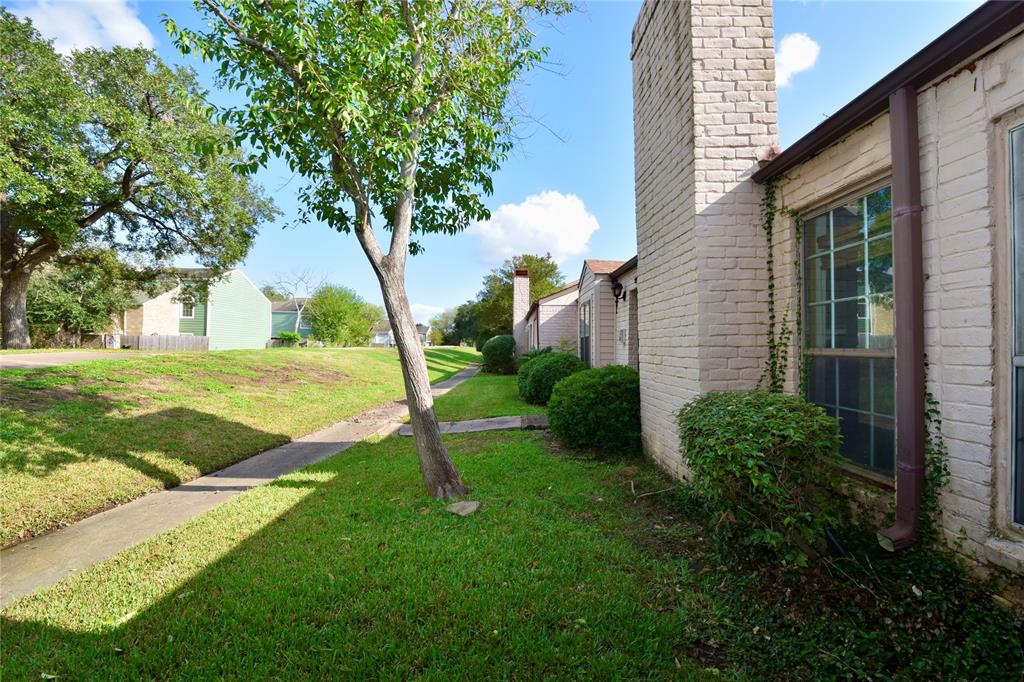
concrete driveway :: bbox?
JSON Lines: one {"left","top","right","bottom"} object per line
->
{"left": 0, "top": 351, "right": 150, "bottom": 370}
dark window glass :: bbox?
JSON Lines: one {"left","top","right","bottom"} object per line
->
{"left": 838, "top": 408, "right": 873, "bottom": 470}
{"left": 805, "top": 214, "right": 830, "bottom": 256}
{"left": 1012, "top": 126, "right": 1024, "bottom": 523}
{"left": 832, "top": 198, "right": 864, "bottom": 248}
{"left": 806, "top": 304, "right": 831, "bottom": 349}
{"left": 803, "top": 186, "right": 894, "bottom": 477}
{"left": 833, "top": 298, "right": 863, "bottom": 348}
{"left": 807, "top": 356, "right": 836, "bottom": 407}
{"left": 866, "top": 187, "right": 892, "bottom": 237}
{"left": 806, "top": 255, "right": 831, "bottom": 303}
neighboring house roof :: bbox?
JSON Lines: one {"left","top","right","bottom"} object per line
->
{"left": 610, "top": 256, "right": 638, "bottom": 281}
{"left": 271, "top": 298, "right": 310, "bottom": 312}
{"left": 526, "top": 280, "right": 580, "bottom": 320}
{"left": 753, "top": 1, "right": 1024, "bottom": 183}
{"left": 583, "top": 259, "right": 626, "bottom": 276}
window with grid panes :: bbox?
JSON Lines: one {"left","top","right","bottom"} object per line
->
{"left": 804, "top": 186, "right": 895, "bottom": 476}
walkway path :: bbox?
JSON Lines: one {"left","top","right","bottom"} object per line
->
{"left": 0, "top": 350, "right": 152, "bottom": 370}
{"left": 396, "top": 414, "right": 548, "bottom": 436}
{"left": 0, "top": 366, "right": 479, "bottom": 607}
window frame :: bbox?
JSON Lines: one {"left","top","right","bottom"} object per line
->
{"left": 179, "top": 300, "right": 195, "bottom": 319}
{"left": 800, "top": 178, "right": 896, "bottom": 479}
{"left": 1010, "top": 122, "right": 1024, "bottom": 527}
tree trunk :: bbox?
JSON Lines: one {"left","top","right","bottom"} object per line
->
{"left": 376, "top": 265, "right": 468, "bottom": 500}
{"left": 1, "top": 268, "right": 32, "bottom": 349}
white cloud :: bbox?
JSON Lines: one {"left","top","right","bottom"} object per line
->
{"left": 14, "top": 0, "right": 154, "bottom": 54}
{"left": 775, "top": 33, "right": 820, "bottom": 87}
{"left": 468, "top": 191, "right": 599, "bottom": 266}
{"left": 410, "top": 303, "right": 444, "bottom": 323}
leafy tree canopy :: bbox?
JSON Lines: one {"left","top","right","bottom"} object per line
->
{"left": 307, "top": 285, "right": 383, "bottom": 346}
{"left": 475, "top": 253, "right": 565, "bottom": 337}
{"left": 27, "top": 255, "right": 140, "bottom": 346}
{"left": 1, "top": 9, "right": 277, "bottom": 347}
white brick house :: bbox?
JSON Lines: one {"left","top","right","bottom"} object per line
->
{"left": 514, "top": 261, "right": 641, "bottom": 368}
{"left": 631, "top": 0, "right": 1024, "bottom": 572}
{"left": 522, "top": 279, "right": 579, "bottom": 354}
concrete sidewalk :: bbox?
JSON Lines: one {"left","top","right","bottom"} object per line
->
{"left": 0, "top": 350, "right": 152, "bottom": 370}
{"left": 0, "top": 365, "right": 478, "bottom": 607}
{"left": 396, "top": 414, "right": 549, "bottom": 436}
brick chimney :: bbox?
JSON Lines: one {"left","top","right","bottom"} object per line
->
{"left": 631, "top": 0, "right": 778, "bottom": 472}
{"left": 512, "top": 268, "right": 530, "bottom": 356}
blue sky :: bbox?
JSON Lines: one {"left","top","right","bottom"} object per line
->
{"left": 13, "top": 0, "right": 983, "bottom": 321}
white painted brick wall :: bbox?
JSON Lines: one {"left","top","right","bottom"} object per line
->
{"left": 632, "top": 0, "right": 776, "bottom": 475}
{"left": 770, "top": 31, "right": 1024, "bottom": 568}
{"left": 512, "top": 271, "right": 530, "bottom": 356}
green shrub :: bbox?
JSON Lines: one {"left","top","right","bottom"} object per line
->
{"left": 474, "top": 334, "right": 490, "bottom": 352}
{"left": 520, "top": 352, "right": 585, "bottom": 405}
{"left": 548, "top": 365, "right": 641, "bottom": 454}
{"left": 278, "top": 331, "right": 301, "bottom": 345}
{"left": 676, "top": 390, "right": 842, "bottom": 565}
{"left": 480, "top": 335, "right": 515, "bottom": 374}
{"left": 516, "top": 345, "right": 551, "bottom": 371}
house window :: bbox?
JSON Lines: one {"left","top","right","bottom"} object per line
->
{"left": 804, "top": 185, "right": 895, "bottom": 476}
{"left": 180, "top": 300, "right": 195, "bottom": 319}
{"left": 1011, "top": 124, "right": 1024, "bottom": 524}
{"left": 579, "top": 301, "right": 591, "bottom": 367}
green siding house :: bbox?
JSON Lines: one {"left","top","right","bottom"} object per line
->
{"left": 206, "top": 270, "right": 272, "bottom": 350}
{"left": 271, "top": 299, "right": 312, "bottom": 339}
{"left": 125, "top": 268, "right": 271, "bottom": 350}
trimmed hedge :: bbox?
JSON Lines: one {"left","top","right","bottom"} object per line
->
{"left": 676, "top": 390, "right": 842, "bottom": 565}
{"left": 474, "top": 335, "right": 491, "bottom": 352}
{"left": 481, "top": 335, "right": 516, "bottom": 374}
{"left": 519, "top": 352, "right": 585, "bottom": 405}
{"left": 515, "top": 346, "right": 551, "bottom": 371}
{"left": 548, "top": 365, "right": 641, "bottom": 454}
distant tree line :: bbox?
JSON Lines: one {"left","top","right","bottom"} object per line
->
{"left": 429, "top": 253, "right": 566, "bottom": 347}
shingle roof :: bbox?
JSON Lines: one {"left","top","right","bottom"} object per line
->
{"left": 271, "top": 298, "right": 309, "bottom": 312}
{"left": 585, "top": 259, "right": 626, "bottom": 275}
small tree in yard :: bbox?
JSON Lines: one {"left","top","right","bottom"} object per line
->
{"left": 0, "top": 11, "right": 276, "bottom": 349}
{"left": 170, "top": 0, "right": 570, "bottom": 499}
{"left": 307, "top": 284, "right": 382, "bottom": 347}
{"left": 271, "top": 268, "right": 324, "bottom": 333}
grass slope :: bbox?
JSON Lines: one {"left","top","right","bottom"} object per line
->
{"left": 0, "top": 347, "right": 478, "bottom": 545}
{"left": 2, "top": 432, "right": 709, "bottom": 680}
{"left": 432, "top": 373, "right": 545, "bottom": 422}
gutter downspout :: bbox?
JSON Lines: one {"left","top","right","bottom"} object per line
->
{"left": 878, "top": 85, "right": 926, "bottom": 552}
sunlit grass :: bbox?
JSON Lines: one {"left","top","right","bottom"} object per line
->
{"left": 0, "top": 347, "right": 479, "bottom": 544}
{"left": 432, "top": 373, "right": 546, "bottom": 422}
{"left": 2, "top": 431, "right": 710, "bottom": 680}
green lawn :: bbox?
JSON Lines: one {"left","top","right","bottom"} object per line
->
{"left": 4, "top": 429, "right": 1019, "bottom": 679}
{"left": 0, "top": 347, "right": 479, "bottom": 545}
{"left": 432, "top": 373, "right": 546, "bottom": 422}
{"left": 1, "top": 432, "right": 710, "bottom": 680}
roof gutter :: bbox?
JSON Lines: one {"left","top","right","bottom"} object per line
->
{"left": 878, "top": 86, "right": 926, "bottom": 553}
{"left": 752, "top": 0, "right": 1024, "bottom": 184}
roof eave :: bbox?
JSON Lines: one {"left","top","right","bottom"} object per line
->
{"left": 753, "top": 1, "right": 1024, "bottom": 184}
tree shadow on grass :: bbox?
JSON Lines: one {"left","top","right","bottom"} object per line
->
{"left": 1, "top": 399, "right": 291, "bottom": 485}
{"left": 0, "top": 433, "right": 696, "bottom": 680}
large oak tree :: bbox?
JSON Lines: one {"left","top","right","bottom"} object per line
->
{"left": 169, "top": 0, "right": 569, "bottom": 498}
{"left": 0, "top": 10, "right": 276, "bottom": 348}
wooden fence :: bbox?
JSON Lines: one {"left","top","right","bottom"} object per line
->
{"left": 113, "top": 335, "right": 210, "bottom": 351}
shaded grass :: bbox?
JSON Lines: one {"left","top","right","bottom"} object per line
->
{"left": 0, "top": 347, "right": 479, "bottom": 545}
{"left": 1, "top": 432, "right": 711, "bottom": 680}
{"left": 432, "top": 373, "right": 545, "bottom": 422}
